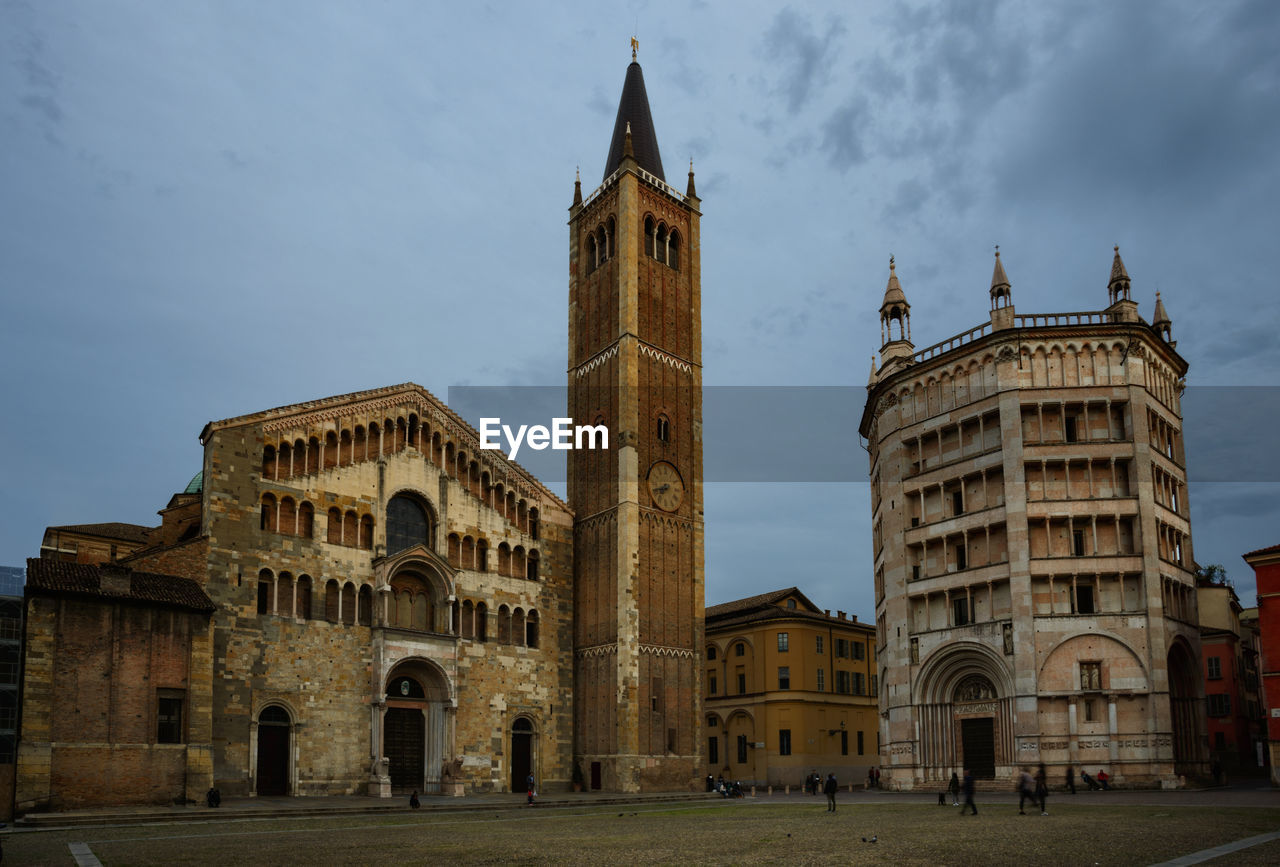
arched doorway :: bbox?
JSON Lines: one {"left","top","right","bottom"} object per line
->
{"left": 914, "top": 644, "right": 1015, "bottom": 783}
{"left": 383, "top": 662, "right": 450, "bottom": 795}
{"left": 954, "top": 675, "right": 997, "bottom": 779}
{"left": 256, "top": 705, "right": 291, "bottom": 796}
{"left": 1168, "top": 640, "right": 1202, "bottom": 773}
{"left": 510, "top": 717, "right": 535, "bottom": 792}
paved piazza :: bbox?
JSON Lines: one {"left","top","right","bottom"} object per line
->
{"left": 5, "top": 786, "right": 1279, "bottom": 865}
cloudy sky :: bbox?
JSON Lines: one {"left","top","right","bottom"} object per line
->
{"left": 2, "top": 0, "right": 1278, "bottom": 617}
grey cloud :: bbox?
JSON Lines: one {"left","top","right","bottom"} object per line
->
{"left": 762, "top": 8, "right": 846, "bottom": 114}
{"left": 820, "top": 94, "right": 869, "bottom": 169}
{"left": 996, "top": 2, "right": 1280, "bottom": 211}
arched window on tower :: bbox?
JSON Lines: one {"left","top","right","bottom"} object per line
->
{"left": 668, "top": 230, "right": 680, "bottom": 270}
{"left": 645, "top": 216, "right": 655, "bottom": 258}
{"left": 657, "top": 414, "right": 670, "bottom": 443}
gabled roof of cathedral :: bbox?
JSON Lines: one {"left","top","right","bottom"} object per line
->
{"left": 201, "top": 382, "right": 570, "bottom": 513}
{"left": 46, "top": 522, "right": 156, "bottom": 544}
{"left": 603, "top": 60, "right": 665, "bottom": 182}
{"left": 26, "top": 558, "right": 215, "bottom": 612}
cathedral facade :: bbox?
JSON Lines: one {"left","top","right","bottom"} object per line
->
{"left": 860, "top": 250, "right": 1207, "bottom": 789}
{"left": 16, "top": 55, "right": 703, "bottom": 810}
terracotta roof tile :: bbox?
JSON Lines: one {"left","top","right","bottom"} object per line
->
{"left": 1244, "top": 543, "right": 1280, "bottom": 559}
{"left": 25, "top": 558, "right": 214, "bottom": 612}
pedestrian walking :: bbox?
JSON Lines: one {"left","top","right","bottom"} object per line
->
{"left": 874, "top": 767, "right": 881, "bottom": 788}
{"left": 1035, "top": 762, "right": 1049, "bottom": 815}
{"left": 1066, "top": 766, "right": 1076, "bottom": 794}
{"left": 527, "top": 773, "right": 536, "bottom": 806}
{"left": 409, "top": 790, "right": 420, "bottom": 809}
{"left": 824, "top": 773, "right": 839, "bottom": 812}
{"left": 948, "top": 771, "right": 960, "bottom": 806}
{"left": 1017, "top": 767, "right": 1036, "bottom": 815}
{"left": 960, "top": 769, "right": 977, "bottom": 815}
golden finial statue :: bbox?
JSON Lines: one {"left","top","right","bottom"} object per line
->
{"left": 631, "top": 36, "right": 638, "bottom": 61}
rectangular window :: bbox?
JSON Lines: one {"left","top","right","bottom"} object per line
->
{"left": 1065, "top": 416, "right": 1079, "bottom": 443}
{"left": 857, "top": 730, "right": 865, "bottom": 755}
{"left": 912, "top": 564, "right": 921, "bottom": 581}
{"left": 1207, "top": 657, "right": 1222, "bottom": 680}
{"left": 870, "top": 675, "right": 878, "bottom": 697}
{"left": 1073, "top": 530, "right": 1086, "bottom": 556}
{"left": 1075, "top": 585, "right": 1096, "bottom": 615}
{"left": 841, "top": 730, "right": 849, "bottom": 755}
{"left": 778, "top": 666, "right": 791, "bottom": 690}
{"left": 737, "top": 734, "right": 748, "bottom": 764}
{"left": 952, "top": 490, "right": 964, "bottom": 515}
{"left": 1207, "top": 694, "right": 1231, "bottom": 717}
{"left": 779, "top": 729, "right": 792, "bottom": 756}
{"left": 709, "top": 673, "right": 717, "bottom": 695}
{"left": 836, "top": 671, "right": 851, "bottom": 694}
{"left": 157, "top": 691, "right": 184, "bottom": 744}
{"left": 836, "top": 639, "right": 850, "bottom": 658}
{"left": 709, "top": 736, "right": 719, "bottom": 765}
{"left": 956, "top": 545, "right": 967, "bottom": 570}
{"left": 853, "top": 642, "right": 865, "bottom": 661}
{"left": 853, "top": 672, "right": 866, "bottom": 695}
{"left": 816, "top": 635, "right": 824, "bottom": 654}
{"left": 817, "top": 668, "right": 825, "bottom": 692}
{"left": 1084, "top": 699, "right": 1096, "bottom": 722}
{"left": 737, "top": 672, "right": 746, "bottom": 694}
{"left": 952, "top": 596, "right": 971, "bottom": 626}
{"left": 777, "top": 632, "right": 789, "bottom": 652}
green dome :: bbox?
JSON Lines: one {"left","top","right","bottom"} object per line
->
{"left": 183, "top": 470, "right": 203, "bottom": 494}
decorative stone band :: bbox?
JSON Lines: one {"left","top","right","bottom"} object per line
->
{"left": 573, "top": 642, "right": 696, "bottom": 660}
{"left": 638, "top": 643, "right": 696, "bottom": 659}
{"left": 575, "top": 345, "right": 619, "bottom": 377}
{"left": 574, "top": 643, "right": 619, "bottom": 659}
{"left": 638, "top": 343, "right": 695, "bottom": 374}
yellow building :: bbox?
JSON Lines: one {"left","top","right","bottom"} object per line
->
{"left": 703, "top": 589, "right": 878, "bottom": 788}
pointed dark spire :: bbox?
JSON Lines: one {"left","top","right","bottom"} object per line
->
{"left": 1108, "top": 244, "right": 1131, "bottom": 305}
{"left": 572, "top": 166, "right": 582, "bottom": 207}
{"left": 1153, "top": 290, "right": 1170, "bottom": 326}
{"left": 603, "top": 55, "right": 665, "bottom": 181}
{"left": 686, "top": 158, "right": 697, "bottom": 198}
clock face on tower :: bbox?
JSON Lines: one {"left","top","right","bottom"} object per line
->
{"left": 647, "top": 461, "right": 685, "bottom": 512}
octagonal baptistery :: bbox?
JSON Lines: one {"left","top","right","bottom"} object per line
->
{"left": 200, "top": 382, "right": 573, "bottom": 797}
{"left": 859, "top": 249, "right": 1206, "bottom": 790}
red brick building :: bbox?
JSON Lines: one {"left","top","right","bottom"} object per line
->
{"left": 1243, "top": 544, "right": 1280, "bottom": 786}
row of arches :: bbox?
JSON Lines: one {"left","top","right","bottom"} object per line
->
{"left": 446, "top": 533, "right": 540, "bottom": 579}
{"left": 644, "top": 216, "right": 681, "bottom": 269}
{"left": 327, "top": 507, "right": 374, "bottom": 549}
{"left": 260, "top": 494, "right": 314, "bottom": 537}
{"left": 894, "top": 356, "right": 999, "bottom": 424}
{"left": 255, "top": 567, "right": 541, "bottom": 644}
{"left": 1019, "top": 342, "right": 1129, "bottom": 390}
{"left": 454, "top": 599, "right": 540, "bottom": 647}
{"left": 261, "top": 411, "right": 542, "bottom": 539}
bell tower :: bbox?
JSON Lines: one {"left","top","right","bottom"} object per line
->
{"left": 567, "top": 45, "right": 704, "bottom": 792}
